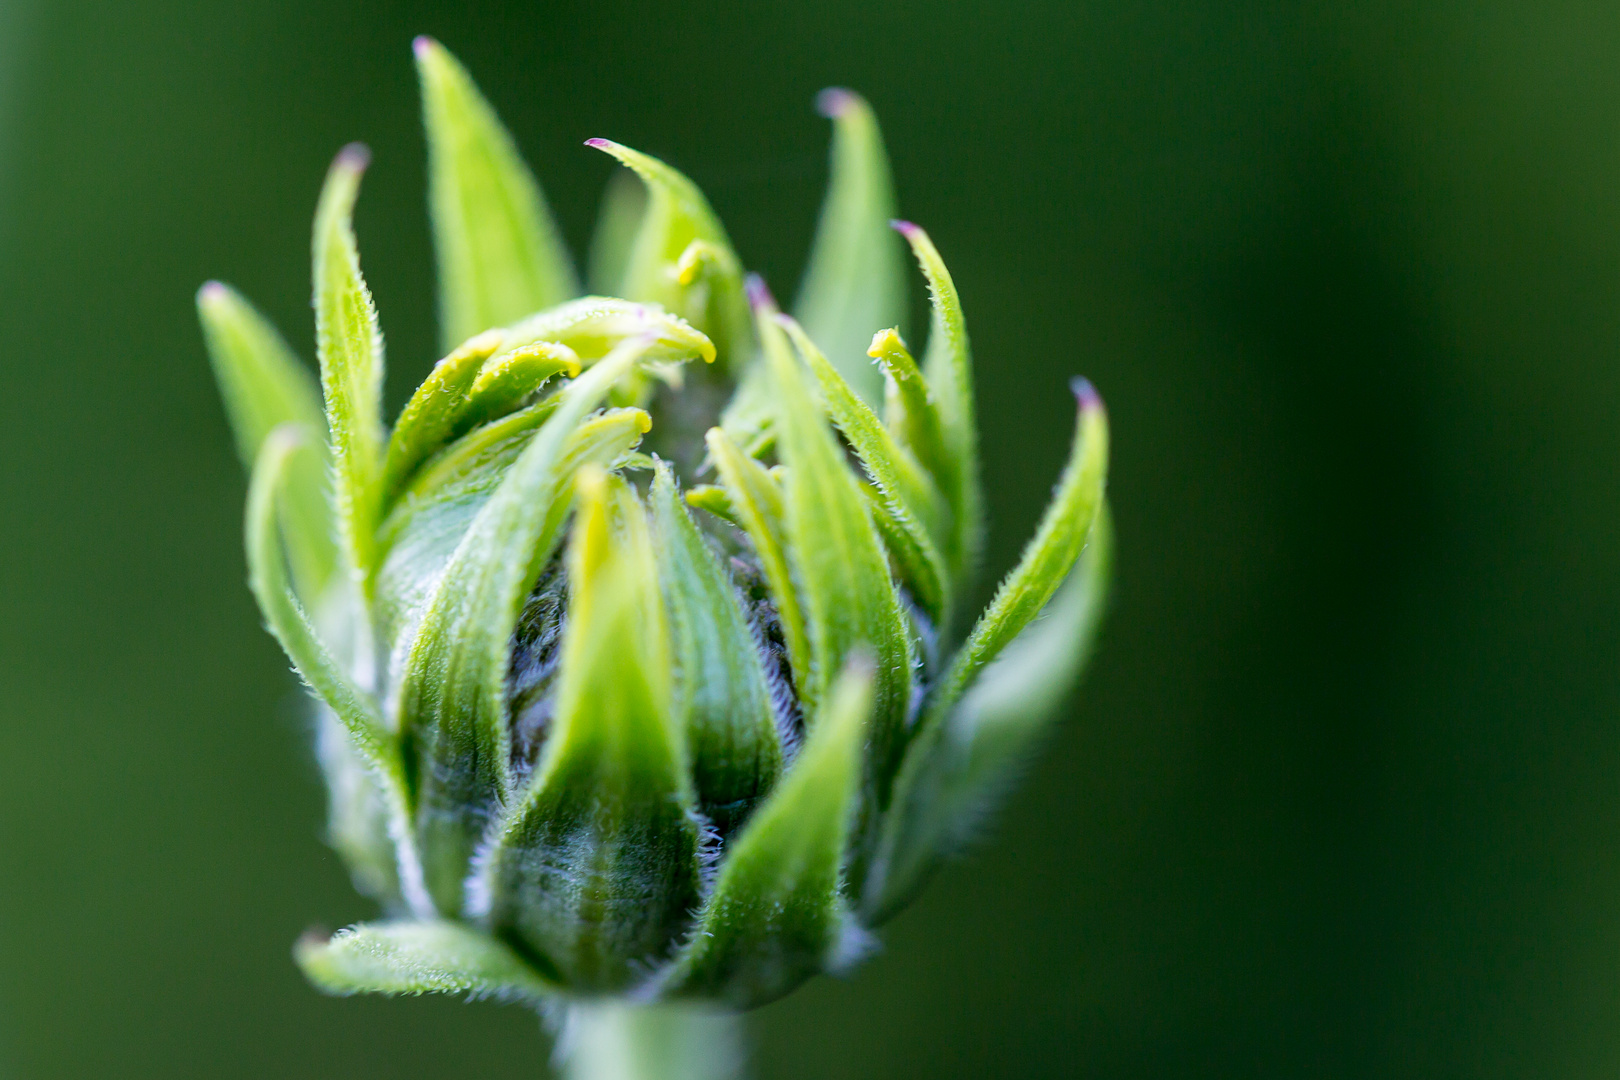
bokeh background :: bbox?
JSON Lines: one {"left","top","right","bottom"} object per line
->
{"left": 4, "top": 0, "right": 1620, "bottom": 1076}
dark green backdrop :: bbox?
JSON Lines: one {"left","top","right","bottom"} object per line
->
{"left": 4, "top": 1, "right": 1620, "bottom": 1076}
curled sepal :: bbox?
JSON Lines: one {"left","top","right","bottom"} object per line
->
{"left": 927, "top": 380, "right": 1109, "bottom": 724}
{"left": 398, "top": 342, "right": 658, "bottom": 917}
{"left": 895, "top": 223, "right": 983, "bottom": 593}
{"left": 415, "top": 36, "right": 577, "bottom": 352}
{"left": 313, "top": 144, "right": 387, "bottom": 585}
{"left": 662, "top": 658, "right": 874, "bottom": 1008}
{"left": 586, "top": 140, "right": 750, "bottom": 370}
{"left": 496, "top": 297, "right": 718, "bottom": 368}
{"left": 868, "top": 328, "right": 950, "bottom": 491}
{"left": 864, "top": 508, "right": 1112, "bottom": 922}
{"left": 198, "top": 281, "right": 335, "bottom": 600}
{"left": 650, "top": 461, "right": 783, "bottom": 836}
{"left": 753, "top": 284, "right": 912, "bottom": 772}
{"left": 246, "top": 427, "right": 421, "bottom": 910}
{"left": 296, "top": 920, "right": 555, "bottom": 1001}
{"left": 457, "top": 342, "right": 582, "bottom": 430}
{"left": 777, "top": 314, "right": 949, "bottom": 623}
{"left": 794, "top": 89, "right": 906, "bottom": 406}
{"left": 485, "top": 469, "right": 701, "bottom": 993}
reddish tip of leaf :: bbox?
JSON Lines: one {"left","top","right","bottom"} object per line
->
{"left": 336, "top": 142, "right": 371, "bottom": 172}
{"left": 198, "top": 280, "right": 228, "bottom": 304}
{"left": 1070, "top": 376, "right": 1103, "bottom": 412}
{"left": 744, "top": 273, "right": 778, "bottom": 312}
{"left": 890, "top": 219, "right": 920, "bottom": 238}
{"left": 412, "top": 35, "right": 436, "bottom": 58}
{"left": 815, "top": 87, "right": 859, "bottom": 118}
{"left": 584, "top": 137, "right": 613, "bottom": 150}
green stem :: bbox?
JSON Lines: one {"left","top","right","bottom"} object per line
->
{"left": 558, "top": 1001, "right": 744, "bottom": 1080}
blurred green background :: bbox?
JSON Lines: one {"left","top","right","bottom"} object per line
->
{"left": 4, "top": 0, "right": 1620, "bottom": 1076}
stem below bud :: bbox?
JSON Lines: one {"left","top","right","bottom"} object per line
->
{"left": 558, "top": 1001, "right": 744, "bottom": 1080}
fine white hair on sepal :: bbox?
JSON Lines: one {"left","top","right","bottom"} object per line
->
{"left": 826, "top": 910, "right": 879, "bottom": 974}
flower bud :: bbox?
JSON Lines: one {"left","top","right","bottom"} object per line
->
{"left": 200, "top": 38, "right": 1112, "bottom": 1011}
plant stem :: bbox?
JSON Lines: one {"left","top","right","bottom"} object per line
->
{"left": 558, "top": 1000, "right": 744, "bottom": 1080}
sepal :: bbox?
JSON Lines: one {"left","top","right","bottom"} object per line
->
{"left": 864, "top": 508, "right": 1112, "bottom": 921}
{"left": 313, "top": 145, "right": 387, "bottom": 585}
{"left": 586, "top": 139, "right": 751, "bottom": 372}
{"left": 484, "top": 467, "right": 702, "bottom": 992}
{"left": 198, "top": 281, "right": 335, "bottom": 600}
{"left": 296, "top": 920, "right": 555, "bottom": 1001}
{"left": 397, "top": 342, "right": 662, "bottom": 915}
{"left": 416, "top": 36, "right": 577, "bottom": 350}
{"left": 794, "top": 89, "right": 906, "bottom": 405}
{"left": 661, "top": 658, "right": 874, "bottom": 1008}
{"left": 650, "top": 462, "right": 784, "bottom": 836}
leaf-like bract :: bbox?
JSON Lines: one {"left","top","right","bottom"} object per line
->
{"left": 397, "top": 343, "right": 656, "bottom": 915}
{"left": 650, "top": 462, "right": 783, "bottom": 836}
{"left": 794, "top": 89, "right": 906, "bottom": 406}
{"left": 865, "top": 508, "right": 1112, "bottom": 921}
{"left": 666, "top": 658, "right": 873, "bottom": 1007}
{"left": 313, "top": 145, "right": 387, "bottom": 586}
{"left": 416, "top": 36, "right": 577, "bottom": 351}
{"left": 895, "top": 224, "right": 983, "bottom": 599}
{"left": 486, "top": 469, "right": 701, "bottom": 992}
{"left": 198, "top": 282, "right": 335, "bottom": 600}
{"left": 587, "top": 140, "right": 751, "bottom": 371}
{"left": 297, "top": 920, "right": 554, "bottom": 1000}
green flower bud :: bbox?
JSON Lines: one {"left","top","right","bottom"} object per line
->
{"left": 199, "top": 37, "right": 1112, "bottom": 1012}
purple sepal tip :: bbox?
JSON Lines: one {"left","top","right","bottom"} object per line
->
{"left": 412, "top": 35, "right": 435, "bottom": 58}
{"left": 335, "top": 142, "right": 371, "bottom": 171}
{"left": 744, "top": 273, "right": 777, "bottom": 311}
{"left": 1070, "top": 376, "right": 1102, "bottom": 410}
{"left": 815, "top": 87, "right": 858, "bottom": 119}
{"left": 890, "top": 219, "right": 920, "bottom": 238}
{"left": 584, "top": 137, "right": 613, "bottom": 150}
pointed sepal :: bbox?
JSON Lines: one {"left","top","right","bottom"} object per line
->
{"left": 794, "top": 89, "right": 906, "bottom": 405}
{"left": 397, "top": 342, "right": 659, "bottom": 916}
{"left": 586, "top": 139, "right": 751, "bottom": 371}
{"left": 894, "top": 223, "right": 983, "bottom": 594}
{"left": 296, "top": 920, "right": 555, "bottom": 1001}
{"left": 663, "top": 658, "right": 874, "bottom": 1008}
{"left": 198, "top": 281, "right": 335, "bottom": 599}
{"left": 865, "top": 508, "right": 1111, "bottom": 921}
{"left": 415, "top": 36, "right": 577, "bottom": 351}
{"left": 650, "top": 461, "right": 783, "bottom": 836}
{"left": 484, "top": 468, "right": 701, "bottom": 992}
{"left": 313, "top": 144, "right": 387, "bottom": 585}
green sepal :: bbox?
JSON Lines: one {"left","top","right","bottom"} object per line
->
{"left": 494, "top": 296, "right": 717, "bottom": 368}
{"left": 198, "top": 281, "right": 335, "bottom": 600}
{"left": 296, "top": 919, "right": 555, "bottom": 1001}
{"left": 485, "top": 469, "right": 701, "bottom": 993}
{"left": 777, "top": 314, "right": 949, "bottom": 622}
{"left": 650, "top": 461, "right": 783, "bottom": 836}
{"left": 382, "top": 300, "right": 710, "bottom": 508}
{"left": 588, "top": 168, "right": 648, "bottom": 295}
{"left": 703, "top": 426, "right": 809, "bottom": 693}
{"left": 415, "top": 36, "right": 577, "bottom": 352}
{"left": 928, "top": 381, "right": 1108, "bottom": 723}
{"left": 864, "top": 507, "right": 1112, "bottom": 922}
{"left": 867, "top": 327, "right": 950, "bottom": 492}
{"left": 682, "top": 484, "right": 739, "bottom": 527}
{"left": 245, "top": 427, "right": 418, "bottom": 905}
{"left": 586, "top": 140, "right": 751, "bottom": 371}
{"left": 752, "top": 284, "right": 913, "bottom": 760}
{"left": 397, "top": 342, "right": 659, "bottom": 916}
{"left": 375, "top": 404, "right": 649, "bottom": 664}
{"left": 313, "top": 144, "right": 387, "bottom": 586}
{"left": 457, "top": 341, "right": 581, "bottom": 431}
{"left": 793, "top": 89, "right": 906, "bottom": 406}
{"left": 662, "top": 658, "right": 874, "bottom": 1008}
{"left": 314, "top": 705, "right": 405, "bottom": 910}
{"left": 895, "top": 223, "right": 983, "bottom": 595}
